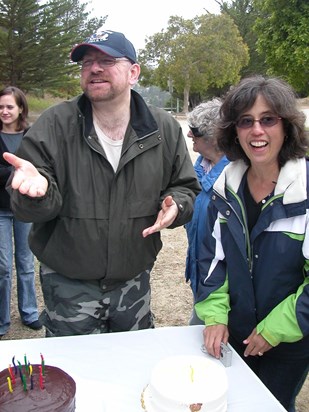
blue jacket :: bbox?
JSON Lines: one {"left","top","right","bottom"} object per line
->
{"left": 185, "top": 154, "right": 229, "bottom": 296}
{"left": 195, "top": 158, "right": 309, "bottom": 358}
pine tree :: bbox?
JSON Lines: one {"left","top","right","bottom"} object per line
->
{"left": 0, "top": 0, "right": 105, "bottom": 95}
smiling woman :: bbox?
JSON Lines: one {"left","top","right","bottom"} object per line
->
{"left": 195, "top": 75, "right": 309, "bottom": 412}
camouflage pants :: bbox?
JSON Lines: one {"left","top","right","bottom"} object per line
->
{"left": 39, "top": 264, "right": 154, "bottom": 337}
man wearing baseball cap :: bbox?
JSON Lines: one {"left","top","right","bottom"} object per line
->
{"left": 4, "top": 30, "right": 200, "bottom": 337}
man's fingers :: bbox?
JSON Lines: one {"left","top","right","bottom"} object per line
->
{"left": 3, "top": 152, "right": 23, "bottom": 168}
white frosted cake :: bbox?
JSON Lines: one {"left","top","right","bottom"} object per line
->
{"left": 141, "top": 355, "right": 228, "bottom": 412}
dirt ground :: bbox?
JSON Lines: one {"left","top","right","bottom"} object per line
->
{"left": 3, "top": 111, "right": 309, "bottom": 411}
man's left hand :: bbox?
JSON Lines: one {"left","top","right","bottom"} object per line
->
{"left": 142, "top": 195, "right": 178, "bottom": 238}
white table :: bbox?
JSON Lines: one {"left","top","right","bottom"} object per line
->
{"left": 0, "top": 325, "right": 286, "bottom": 411}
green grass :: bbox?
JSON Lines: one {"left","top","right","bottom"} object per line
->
{"left": 26, "top": 94, "right": 62, "bottom": 114}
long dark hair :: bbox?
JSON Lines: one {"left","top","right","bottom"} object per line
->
{"left": 216, "top": 75, "right": 308, "bottom": 167}
{"left": 0, "top": 86, "right": 29, "bottom": 132}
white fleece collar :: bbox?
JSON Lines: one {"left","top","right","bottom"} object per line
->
{"left": 214, "top": 158, "right": 307, "bottom": 205}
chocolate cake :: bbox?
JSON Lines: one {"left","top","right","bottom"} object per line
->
{"left": 0, "top": 364, "right": 76, "bottom": 412}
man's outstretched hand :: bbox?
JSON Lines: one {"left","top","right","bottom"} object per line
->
{"left": 142, "top": 195, "right": 178, "bottom": 238}
{"left": 3, "top": 152, "right": 48, "bottom": 197}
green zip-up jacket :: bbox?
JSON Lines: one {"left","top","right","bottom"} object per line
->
{"left": 9, "top": 90, "right": 200, "bottom": 281}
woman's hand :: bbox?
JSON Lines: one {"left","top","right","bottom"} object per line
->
{"left": 203, "top": 324, "right": 229, "bottom": 359}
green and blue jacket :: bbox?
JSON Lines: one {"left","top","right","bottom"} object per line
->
{"left": 196, "top": 158, "right": 309, "bottom": 357}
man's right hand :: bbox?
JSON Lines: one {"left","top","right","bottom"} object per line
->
{"left": 3, "top": 152, "right": 48, "bottom": 197}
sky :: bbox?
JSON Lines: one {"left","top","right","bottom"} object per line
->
{"left": 87, "top": 0, "right": 221, "bottom": 51}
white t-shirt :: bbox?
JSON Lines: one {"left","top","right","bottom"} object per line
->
{"left": 94, "top": 120, "right": 123, "bottom": 173}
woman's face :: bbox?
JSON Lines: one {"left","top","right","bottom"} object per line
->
{"left": 236, "top": 95, "right": 284, "bottom": 168}
{"left": 0, "top": 94, "right": 21, "bottom": 130}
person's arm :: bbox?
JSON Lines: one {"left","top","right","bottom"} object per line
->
{"left": 4, "top": 152, "right": 62, "bottom": 223}
{"left": 3, "top": 152, "right": 48, "bottom": 197}
{"left": 257, "top": 218, "right": 309, "bottom": 346}
{"left": 2, "top": 108, "right": 64, "bottom": 222}
{"left": 143, "top": 121, "right": 200, "bottom": 236}
{"left": 142, "top": 195, "right": 178, "bottom": 237}
{"left": 256, "top": 276, "right": 309, "bottom": 346}
{"left": 195, "top": 203, "right": 231, "bottom": 358}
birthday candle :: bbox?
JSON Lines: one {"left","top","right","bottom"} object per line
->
{"left": 24, "top": 354, "right": 28, "bottom": 374}
{"left": 12, "top": 356, "right": 17, "bottom": 375}
{"left": 22, "top": 374, "right": 27, "bottom": 392}
{"left": 29, "top": 364, "right": 34, "bottom": 389}
{"left": 8, "top": 365, "right": 16, "bottom": 384}
{"left": 39, "top": 365, "right": 44, "bottom": 390}
{"left": 17, "top": 361, "right": 23, "bottom": 380}
{"left": 190, "top": 365, "right": 194, "bottom": 383}
{"left": 40, "top": 353, "right": 45, "bottom": 375}
{"left": 30, "top": 374, "right": 34, "bottom": 390}
{"left": 7, "top": 377, "right": 13, "bottom": 393}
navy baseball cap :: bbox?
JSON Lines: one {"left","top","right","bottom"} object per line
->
{"left": 70, "top": 29, "right": 137, "bottom": 63}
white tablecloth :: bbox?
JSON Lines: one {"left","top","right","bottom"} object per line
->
{"left": 0, "top": 325, "right": 286, "bottom": 411}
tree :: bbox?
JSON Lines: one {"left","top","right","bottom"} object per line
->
{"left": 139, "top": 13, "right": 249, "bottom": 113}
{"left": 0, "top": 0, "right": 105, "bottom": 95}
{"left": 254, "top": 0, "right": 309, "bottom": 95}
{"left": 216, "top": 0, "right": 268, "bottom": 76}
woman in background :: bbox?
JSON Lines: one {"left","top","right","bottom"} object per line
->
{"left": 0, "top": 86, "right": 41, "bottom": 338}
{"left": 185, "top": 98, "right": 229, "bottom": 325}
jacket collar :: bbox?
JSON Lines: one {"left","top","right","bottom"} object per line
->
{"left": 214, "top": 158, "right": 307, "bottom": 205}
{"left": 76, "top": 89, "right": 158, "bottom": 140}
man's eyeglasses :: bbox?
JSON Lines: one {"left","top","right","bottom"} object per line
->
{"left": 78, "top": 57, "right": 130, "bottom": 70}
{"left": 235, "top": 115, "right": 282, "bottom": 129}
{"left": 189, "top": 125, "right": 205, "bottom": 138}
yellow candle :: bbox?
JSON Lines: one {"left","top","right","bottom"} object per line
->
{"left": 7, "top": 376, "right": 13, "bottom": 393}
{"left": 190, "top": 365, "right": 194, "bottom": 382}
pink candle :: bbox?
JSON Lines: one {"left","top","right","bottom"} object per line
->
{"left": 39, "top": 365, "right": 44, "bottom": 390}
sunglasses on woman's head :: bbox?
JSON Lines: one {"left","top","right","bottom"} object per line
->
{"left": 188, "top": 125, "right": 204, "bottom": 137}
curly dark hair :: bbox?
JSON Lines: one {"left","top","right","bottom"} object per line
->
{"left": 0, "top": 86, "right": 29, "bottom": 132}
{"left": 216, "top": 75, "right": 308, "bottom": 167}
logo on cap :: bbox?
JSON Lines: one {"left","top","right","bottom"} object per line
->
{"left": 86, "top": 30, "right": 113, "bottom": 43}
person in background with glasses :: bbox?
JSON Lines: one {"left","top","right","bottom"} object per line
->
{"left": 0, "top": 86, "right": 42, "bottom": 338}
{"left": 3, "top": 30, "right": 200, "bottom": 337}
{"left": 184, "top": 98, "right": 229, "bottom": 325}
{"left": 195, "top": 75, "right": 309, "bottom": 412}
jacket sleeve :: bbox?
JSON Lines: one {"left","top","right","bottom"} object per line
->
{"left": 195, "top": 278, "right": 230, "bottom": 325}
{"left": 0, "top": 164, "right": 12, "bottom": 185}
{"left": 160, "top": 122, "right": 201, "bottom": 228}
{"left": 194, "top": 205, "right": 231, "bottom": 324}
{"left": 257, "top": 261, "right": 309, "bottom": 346}
{"left": 257, "top": 203, "right": 309, "bottom": 346}
{"left": 7, "top": 108, "right": 63, "bottom": 223}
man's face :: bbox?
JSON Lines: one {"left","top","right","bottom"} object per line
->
{"left": 79, "top": 49, "right": 139, "bottom": 103}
